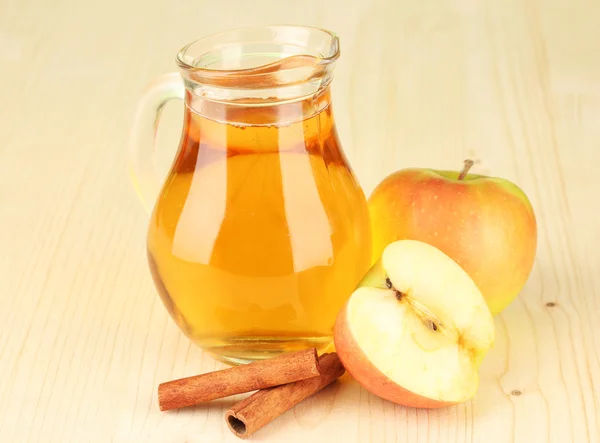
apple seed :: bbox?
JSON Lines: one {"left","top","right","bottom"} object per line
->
{"left": 423, "top": 319, "right": 438, "bottom": 331}
{"left": 385, "top": 277, "right": 404, "bottom": 301}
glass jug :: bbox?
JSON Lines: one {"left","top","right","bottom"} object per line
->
{"left": 129, "top": 26, "right": 371, "bottom": 364}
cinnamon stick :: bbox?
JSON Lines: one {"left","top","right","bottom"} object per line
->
{"left": 225, "top": 353, "right": 345, "bottom": 439}
{"left": 158, "top": 348, "right": 320, "bottom": 411}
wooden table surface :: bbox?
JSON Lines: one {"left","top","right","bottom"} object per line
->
{"left": 1, "top": 0, "right": 599, "bottom": 442}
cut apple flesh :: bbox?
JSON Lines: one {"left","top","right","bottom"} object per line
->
{"left": 345, "top": 240, "right": 495, "bottom": 404}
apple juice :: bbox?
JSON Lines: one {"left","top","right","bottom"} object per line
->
{"left": 147, "top": 90, "right": 371, "bottom": 364}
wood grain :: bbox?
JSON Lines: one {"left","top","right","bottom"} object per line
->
{"left": 1, "top": 0, "right": 599, "bottom": 442}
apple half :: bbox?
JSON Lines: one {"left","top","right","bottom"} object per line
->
{"left": 334, "top": 240, "right": 495, "bottom": 408}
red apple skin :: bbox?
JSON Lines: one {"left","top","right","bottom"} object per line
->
{"left": 368, "top": 168, "right": 537, "bottom": 315}
{"left": 334, "top": 302, "right": 457, "bottom": 409}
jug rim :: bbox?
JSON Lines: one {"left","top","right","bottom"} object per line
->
{"left": 175, "top": 25, "right": 340, "bottom": 90}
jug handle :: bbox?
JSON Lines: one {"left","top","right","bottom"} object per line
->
{"left": 128, "top": 72, "right": 185, "bottom": 213}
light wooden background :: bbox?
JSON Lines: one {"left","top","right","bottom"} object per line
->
{"left": 1, "top": 0, "right": 599, "bottom": 442}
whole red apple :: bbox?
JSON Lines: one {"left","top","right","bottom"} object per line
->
{"left": 368, "top": 160, "right": 537, "bottom": 315}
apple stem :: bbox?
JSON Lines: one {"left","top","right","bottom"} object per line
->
{"left": 458, "top": 159, "right": 474, "bottom": 180}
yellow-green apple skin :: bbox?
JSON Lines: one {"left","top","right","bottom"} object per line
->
{"left": 367, "top": 167, "right": 537, "bottom": 315}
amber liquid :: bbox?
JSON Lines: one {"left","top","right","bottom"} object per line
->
{"left": 147, "top": 90, "right": 371, "bottom": 364}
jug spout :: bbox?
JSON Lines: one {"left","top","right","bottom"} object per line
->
{"left": 175, "top": 25, "right": 340, "bottom": 103}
